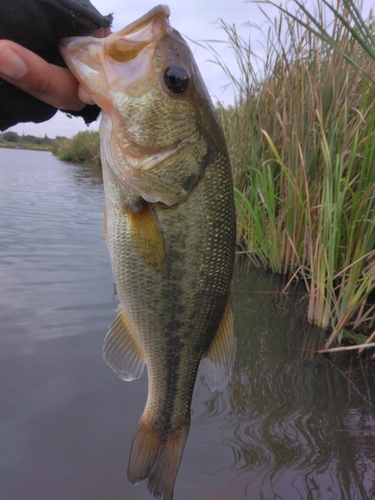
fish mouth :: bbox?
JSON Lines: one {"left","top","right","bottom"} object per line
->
{"left": 62, "top": 4, "right": 170, "bottom": 61}
{"left": 113, "top": 4, "right": 170, "bottom": 39}
{"left": 59, "top": 5, "right": 171, "bottom": 107}
{"left": 101, "top": 5, "right": 170, "bottom": 82}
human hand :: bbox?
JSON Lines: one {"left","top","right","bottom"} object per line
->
{"left": 0, "top": 38, "right": 102, "bottom": 112}
{"left": 0, "top": 40, "right": 86, "bottom": 111}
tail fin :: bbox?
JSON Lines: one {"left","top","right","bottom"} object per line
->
{"left": 127, "top": 416, "right": 190, "bottom": 500}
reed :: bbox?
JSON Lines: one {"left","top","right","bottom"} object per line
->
{"left": 216, "top": 1, "right": 375, "bottom": 345}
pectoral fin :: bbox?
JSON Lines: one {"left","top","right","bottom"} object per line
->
{"left": 127, "top": 201, "right": 166, "bottom": 270}
{"left": 103, "top": 309, "right": 145, "bottom": 381}
{"left": 201, "top": 299, "right": 235, "bottom": 392}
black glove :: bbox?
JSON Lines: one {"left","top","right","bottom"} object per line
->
{"left": 0, "top": 0, "right": 112, "bottom": 131}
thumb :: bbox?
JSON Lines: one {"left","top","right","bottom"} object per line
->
{"left": 0, "top": 40, "right": 86, "bottom": 111}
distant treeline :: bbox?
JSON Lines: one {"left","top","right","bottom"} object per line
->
{"left": 51, "top": 131, "right": 101, "bottom": 166}
{"left": 0, "top": 131, "right": 53, "bottom": 150}
{"left": 0, "top": 129, "right": 101, "bottom": 165}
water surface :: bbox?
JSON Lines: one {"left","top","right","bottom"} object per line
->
{"left": 1, "top": 149, "right": 375, "bottom": 499}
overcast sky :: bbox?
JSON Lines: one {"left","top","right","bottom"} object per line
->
{"left": 7, "top": 0, "right": 375, "bottom": 139}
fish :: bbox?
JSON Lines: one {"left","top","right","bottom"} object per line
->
{"left": 59, "top": 5, "right": 236, "bottom": 499}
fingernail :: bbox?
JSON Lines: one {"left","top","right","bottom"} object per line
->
{"left": 0, "top": 46, "right": 27, "bottom": 79}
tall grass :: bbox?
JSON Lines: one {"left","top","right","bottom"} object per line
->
{"left": 216, "top": 1, "right": 375, "bottom": 346}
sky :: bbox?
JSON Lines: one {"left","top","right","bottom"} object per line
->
{"left": 6, "top": 0, "right": 375, "bottom": 139}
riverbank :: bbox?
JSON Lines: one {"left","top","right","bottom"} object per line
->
{"left": 0, "top": 130, "right": 100, "bottom": 165}
{"left": 0, "top": 140, "right": 51, "bottom": 151}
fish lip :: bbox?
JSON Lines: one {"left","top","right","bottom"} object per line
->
{"left": 59, "top": 4, "right": 170, "bottom": 52}
{"left": 59, "top": 35, "right": 96, "bottom": 51}
{"left": 116, "top": 5, "right": 170, "bottom": 37}
{"left": 59, "top": 4, "right": 172, "bottom": 94}
{"left": 101, "top": 5, "right": 170, "bottom": 63}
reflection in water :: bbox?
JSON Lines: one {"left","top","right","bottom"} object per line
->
{"left": 201, "top": 265, "right": 375, "bottom": 500}
{"left": 70, "top": 162, "right": 104, "bottom": 186}
{"left": 2, "top": 149, "right": 375, "bottom": 500}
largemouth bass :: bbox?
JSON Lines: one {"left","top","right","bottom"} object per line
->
{"left": 60, "top": 5, "right": 236, "bottom": 499}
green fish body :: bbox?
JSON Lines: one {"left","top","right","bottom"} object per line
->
{"left": 60, "top": 6, "right": 236, "bottom": 499}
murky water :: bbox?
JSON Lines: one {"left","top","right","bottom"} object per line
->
{"left": 1, "top": 148, "right": 375, "bottom": 500}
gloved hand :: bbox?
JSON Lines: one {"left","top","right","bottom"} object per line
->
{"left": 0, "top": 0, "right": 112, "bottom": 131}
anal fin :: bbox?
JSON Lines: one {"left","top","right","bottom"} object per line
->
{"left": 103, "top": 309, "right": 145, "bottom": 381}
{"left": 201, "top": 299, "right": 235, "bottom": 392}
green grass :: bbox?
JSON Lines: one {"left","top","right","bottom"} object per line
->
{"left": 214, "top": 0, "right": 375, "bottom": 346}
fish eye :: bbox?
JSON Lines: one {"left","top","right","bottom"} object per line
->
{"left": 163, "top": 65, "right": 190, "bottom": 94}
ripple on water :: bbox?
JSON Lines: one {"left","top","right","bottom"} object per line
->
{"left": 2, "top": 149, "right": 375, "bottom": 500}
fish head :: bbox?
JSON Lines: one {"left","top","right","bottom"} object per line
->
{"left": 60, "top": 5, "right": 219, "bottom": 205}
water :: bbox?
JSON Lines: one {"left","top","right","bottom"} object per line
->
{"left": 1, "top": 149, "right": 375, "bottom": 500}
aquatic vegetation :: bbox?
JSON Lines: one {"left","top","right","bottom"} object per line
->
{"left": 52, "top": 130, "right": 101, "bottom": 166}
{"left": 216, "top": 0, "right": 375, "bottom": 345}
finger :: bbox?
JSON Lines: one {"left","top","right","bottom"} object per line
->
{"left": 78, "top": 84, "right": 96, "bottom": 105}
{"left": 0, "top": 40, "right": 85, "bottom": 111}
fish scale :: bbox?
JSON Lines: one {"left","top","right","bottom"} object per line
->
{"left": 60, "top": 5, "right": 236, "bottom": 500}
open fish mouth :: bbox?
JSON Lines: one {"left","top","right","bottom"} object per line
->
{"left": 109, "top": 4, "right": 170, "bottom": 39}
{"left": 59, "top": 5, "right": 171, "bottom": 106}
